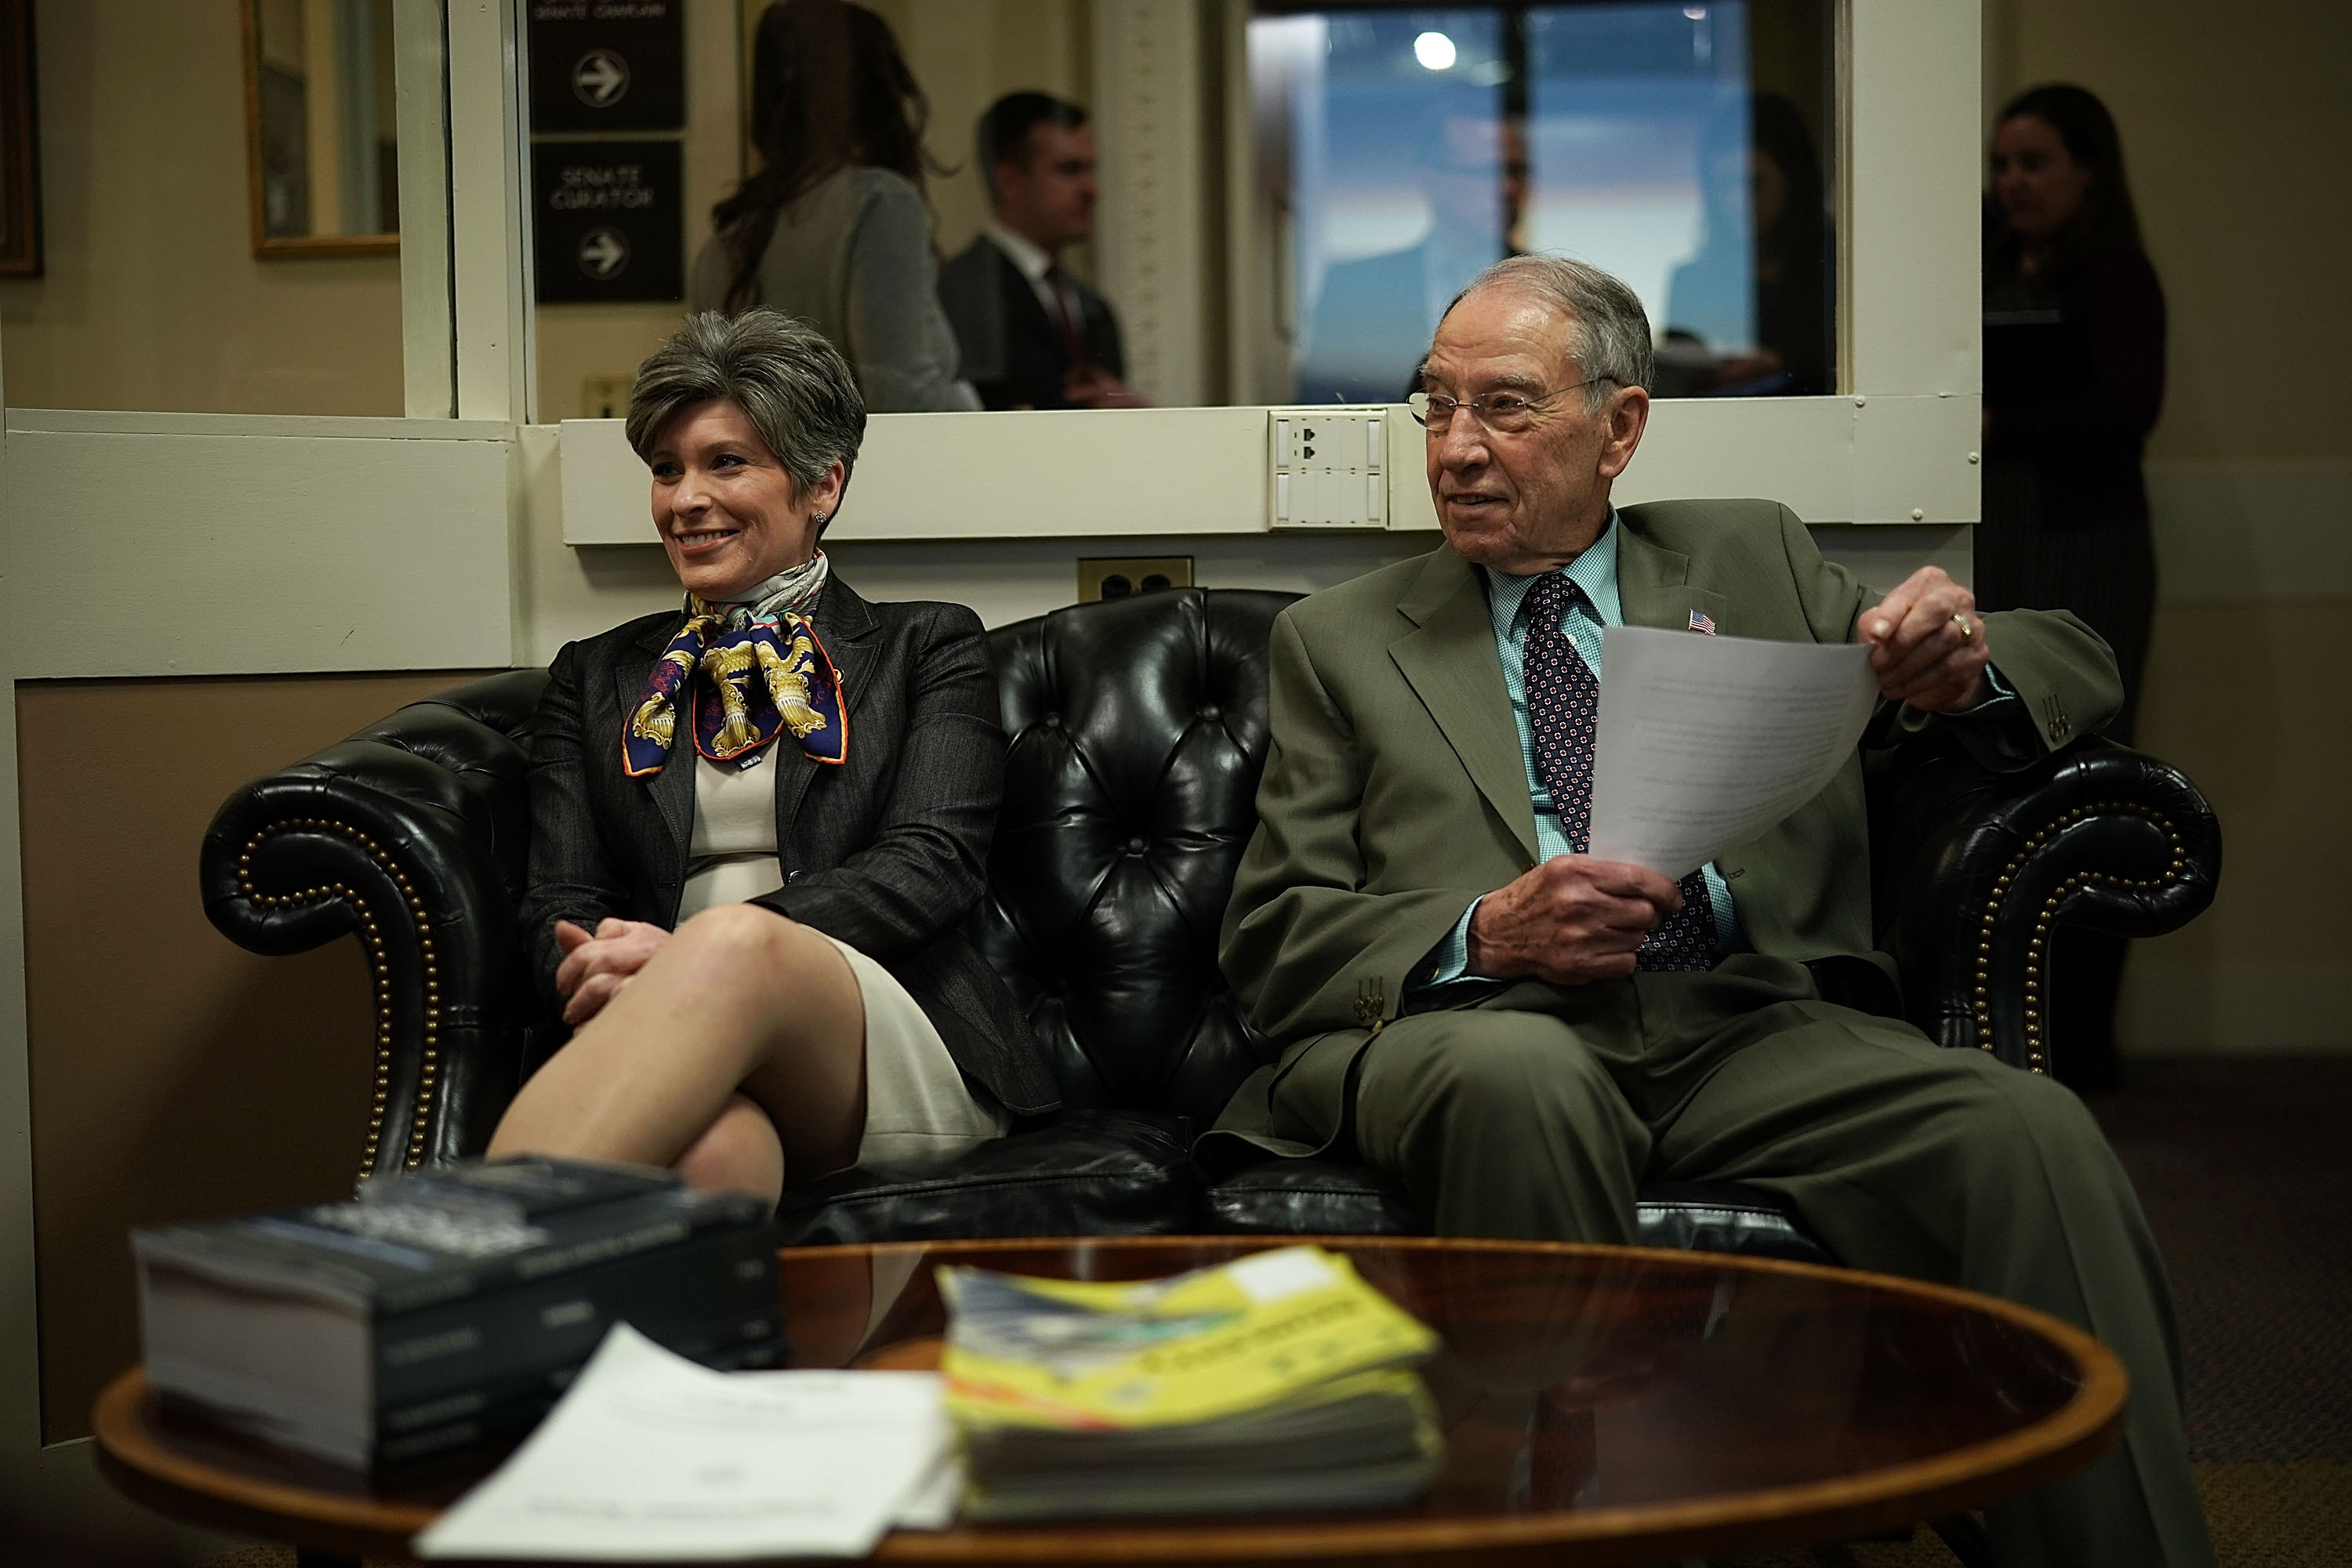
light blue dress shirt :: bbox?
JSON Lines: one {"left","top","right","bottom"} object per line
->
{"left": 1410, "top": 511, "right": 1742, "bottom": 991}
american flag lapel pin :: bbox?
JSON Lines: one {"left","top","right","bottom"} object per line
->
{"left": 1689, "top": 608, "right": 1718, "bottom": 636}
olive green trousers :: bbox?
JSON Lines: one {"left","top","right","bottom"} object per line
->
{"left": 1233, "top": 955, "right": 2213, "bottom": 1568}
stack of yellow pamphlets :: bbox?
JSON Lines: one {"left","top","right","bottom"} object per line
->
{"left": 938, "top": 1245, "right": 1443, "bottom": 1519}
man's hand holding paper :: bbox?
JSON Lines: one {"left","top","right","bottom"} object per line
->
{"left": 1859, "top": 565, "right": 1992, "bottom": 711}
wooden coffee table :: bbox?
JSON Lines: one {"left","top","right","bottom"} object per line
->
{"left": 94, "top": 1236, "right": 2124, "bottom": 1566}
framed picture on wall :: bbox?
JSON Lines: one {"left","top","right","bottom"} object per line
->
{"left": 0, "top": 0, "right": 41, "bottom": 277}
{"left": 241, "top": 0, "right": 399, "bottom": 259}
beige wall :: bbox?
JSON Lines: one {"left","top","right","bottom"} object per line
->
{"left": 1987, "top": 0, "right": 2352, "bottom": 1053}
{"left": 2127, "top": 603, "right": 2352, "bottom": 1053}
{"left": 16, "top": 672, "right": 491, "bottom": 1445}
{"left": 0, "top": 0, "right": 405, "bottom": 416}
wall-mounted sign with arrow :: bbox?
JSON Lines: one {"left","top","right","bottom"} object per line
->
{"left": 576, "top": 227, "right": 631, "bottom": 281}
{"left": 533, "top": 142, "right": 681, "bottom": 303}
{"left": 572, "top": 49, "right": 631, "bottom": 110}
{"left": 530, "top": 1, "right": 681, "bottom": 132}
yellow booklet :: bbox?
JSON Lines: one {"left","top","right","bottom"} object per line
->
{"left": 938, "top": 1245, "right": 1439, "bottom": 1432}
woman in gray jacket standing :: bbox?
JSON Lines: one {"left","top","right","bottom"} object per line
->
{"left": 689, "top": 0, "right": 978, "bottom": 412}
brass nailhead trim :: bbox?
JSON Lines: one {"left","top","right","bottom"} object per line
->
{"left": 1970, "top": 800, "right": 2184, "bottom": 1073}
{"left": 236, "top": 819, "right": 441, "bottom": 1179}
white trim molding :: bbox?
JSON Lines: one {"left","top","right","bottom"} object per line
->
{"left": 1091, "top": 0, "right": 1214, "bottom": 407}
{"left": 447, "top": 0, "right": 535, "bottom": 423}
{"left": 395, "top": 0, "right": 457, "bottom": 420}
{"left": 558, "top": 393, "right": 1983, "bottom": 546}
{"left": 1846, "top": 0, "right": 1982, "bottom": 397}
{"left": 5, "top": 414, "right": 514, "bottom": 678}
{"left": 5, "top": 410, "right": 511, "bottom": 441}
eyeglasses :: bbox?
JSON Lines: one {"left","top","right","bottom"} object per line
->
{"left": 1408, "top": 379, "right": 1617, "bottom": 434}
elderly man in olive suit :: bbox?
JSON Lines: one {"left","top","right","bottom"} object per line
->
{"left": 1211, "top": 255, "right": 2211, "bottom": 1566}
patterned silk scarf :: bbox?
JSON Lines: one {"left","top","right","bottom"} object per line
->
{"left": 622, "top": 556, "right": 848, "bottom": 778}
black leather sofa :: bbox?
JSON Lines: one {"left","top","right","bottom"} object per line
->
{"left": 202, "top": 588, "right": 2220, "bottom": 1261}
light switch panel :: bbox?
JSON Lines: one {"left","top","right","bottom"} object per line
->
{"left": 1268, "top": 409, "right": 1386, "bottom": 529}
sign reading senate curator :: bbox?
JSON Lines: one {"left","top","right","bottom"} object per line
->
{"left": 532, "top": 142, "right": 683, "bottom": 303}
{"left": 528, "top": 0, "right": 684, "bottom": 132}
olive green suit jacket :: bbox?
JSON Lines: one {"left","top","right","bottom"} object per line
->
{"left": 1217, "top": 498, "right": 2124, "bottom": 1049}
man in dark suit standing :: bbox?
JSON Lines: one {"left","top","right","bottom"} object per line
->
{"left": 938, "top": 93, "right": 1142, "bottom": 411}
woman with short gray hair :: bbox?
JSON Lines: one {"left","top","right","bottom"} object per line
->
{"left": 489, "top": 308, "right": 1056, "bottom": 1203}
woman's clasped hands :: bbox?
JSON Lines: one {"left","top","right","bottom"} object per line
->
{"left": 553, "top": 917, "right": 671, "bottom": 1026}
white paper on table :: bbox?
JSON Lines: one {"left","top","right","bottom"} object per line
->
{"left": 1586, "top": 625, "right": 1878, "bottom": 880}
{"left": 412, "top": 1323, "right": 951, "bottom": 1561}
{"left": 891, "top": 1452, "right": 965, "bottom": 1531}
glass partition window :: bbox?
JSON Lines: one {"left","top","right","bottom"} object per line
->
{"left": 1254, "top": 0, "right": 1835, "bottom": 405}
{"left": 0, "top": 0, "right": 405, "bottom": 414}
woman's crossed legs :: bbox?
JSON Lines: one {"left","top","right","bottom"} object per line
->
{"left": 487, "top": 903, "right": 866, "bottom": 1207}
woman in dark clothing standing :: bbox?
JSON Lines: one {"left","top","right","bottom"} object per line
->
{"left": 1981, "top": 83, "right": 2165, "bottom": 738}
{"left": 1980, "top": 82, "right": 2165, "bottom": 1088}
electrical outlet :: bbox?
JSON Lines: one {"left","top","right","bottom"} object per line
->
{"left": 580, "top": 374, "right": 633, "bottom": 419}
{"left": 1077, "top": 556, "right": 1194, "bottom": 604}
{"left": 1269, "top": 410, "right": 1385, "bottom": 528}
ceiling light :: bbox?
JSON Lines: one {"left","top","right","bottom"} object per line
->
{"left": 1414, "top": 31, "right": 1457, "bottom": 71}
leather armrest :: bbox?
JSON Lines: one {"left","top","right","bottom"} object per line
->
{"left": 199, "top": 671, "right": 548, "bottom": 1183}
{"left": 1870, "top": 735, "right": 2222, "bottom": 1074}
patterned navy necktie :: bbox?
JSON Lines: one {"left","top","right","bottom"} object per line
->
{"left": 1521, "top": 572, "right": 1717, "bottom": 971}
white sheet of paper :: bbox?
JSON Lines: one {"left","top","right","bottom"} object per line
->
{"left": 1586, "top": 625, "right": 1878, "bottom": 880}
{"left": 413, "top": 1324, "right": 950, "bottom": 1561}
{"left": 890, "top": 1453, "right": 965, "bottom": 1531}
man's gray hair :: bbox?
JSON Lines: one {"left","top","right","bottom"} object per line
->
{"left": 626, "top": 310, "right": 867, "bottom": 518}
{"left": 1445, "top": 254, "right": 1655, "bottom": 412}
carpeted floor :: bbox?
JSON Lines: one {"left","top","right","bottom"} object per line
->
{"left": 2096, "top": 1058, "right": 2352, "bottom": 1468}
{"left": 1720, "top": 1055, "right": 2352, "bottom": 1567}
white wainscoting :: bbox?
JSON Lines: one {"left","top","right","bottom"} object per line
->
{"left": 556, "top": 394, "right": 1985, "bottom": 546}
{"left": 5, "top": 412, "right": 515, "bottom": 678}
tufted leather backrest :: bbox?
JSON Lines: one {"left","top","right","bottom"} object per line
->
{"left": 972, "top": 589, "right": 1300, "bottom": 1127}
{"left": 346, "top": 670, "right": 550, "bottom": 902}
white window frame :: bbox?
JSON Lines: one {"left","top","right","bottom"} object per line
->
{"left": 552, "top": 0, "right": 1987, "bottom": 547}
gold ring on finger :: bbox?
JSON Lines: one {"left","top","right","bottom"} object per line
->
{"left": 1952, "top": 612, "right": 1974, "bottom": 641}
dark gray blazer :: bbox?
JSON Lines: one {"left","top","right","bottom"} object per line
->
{"left": 937, "top": 235, "right": 1125, "bottom": 412}
{"left": 517, "top": 576, "right": 1060, "bottom": 1118}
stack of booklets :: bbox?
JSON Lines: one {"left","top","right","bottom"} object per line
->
{"left": 132, "top": 1157, "right": 782, "bottom": 1472}
{"left": 938, "top": 1244, "right": 1443, "bottom": 1519}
